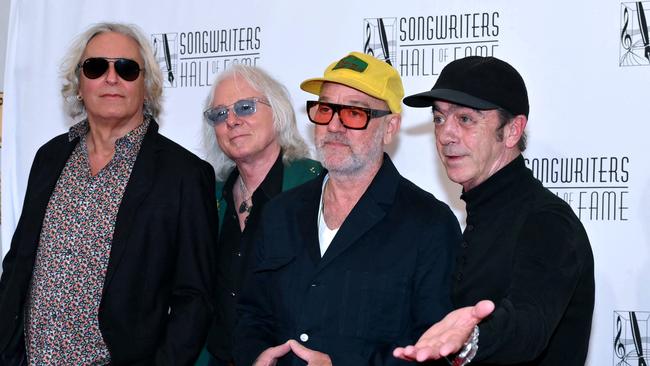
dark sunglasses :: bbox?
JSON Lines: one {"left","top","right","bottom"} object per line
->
{"left": 306, "top": 101, "right": 391, "bottom": 130}
{"left": 204, "top": 97, "right": 270, "bottom": 126}
{"left": 78, "top": 57, "right": 142, "bottom": 82}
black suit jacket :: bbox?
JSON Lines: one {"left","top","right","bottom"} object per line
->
{"left": 234, "top": 155, "right": 461, "bottom": 366}
{"left": 0, "top": 120, "right": 219, "bottom": 365}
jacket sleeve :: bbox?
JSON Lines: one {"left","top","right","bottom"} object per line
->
{"left": 0, "top": 146, "right": 47, "bottom": 358}
{"left": 154, "top": 160, "right": 219, "bottom": 366}
{"left": 474, "top": 207, "right": 592, "bottom": 363}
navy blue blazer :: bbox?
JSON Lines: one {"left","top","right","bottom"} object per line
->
{"left": 234, "top": 155, "right": 461, "bottom": 366}
{"left": 0, "top": 120, "right": 219, "bottom": 366}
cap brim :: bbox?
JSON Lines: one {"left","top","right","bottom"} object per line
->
{"left": 300, "top": 78, "right": 326, "bottom": 96}
{"left": 403, "top": 89, "right": 500, "bottom": 110}
{"left": 300, "top": 77, "right": 402, "bottom": 113}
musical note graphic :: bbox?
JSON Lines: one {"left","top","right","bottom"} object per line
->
{"left": 614, "top": 311, "right": 650, "bottom": 366}
{"left": 619, "top": 2, "right": 650, "bottom": 66}
{"left": 362, "top": 18, "right": 396, "bottom": 66}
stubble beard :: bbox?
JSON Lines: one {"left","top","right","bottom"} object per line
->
{"left": 315, "top": 126, "right": 385, "bottom": 178}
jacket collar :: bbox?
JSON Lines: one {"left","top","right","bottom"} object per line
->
{"left": 301, "top": 153, "right": 402, "bottom": 270}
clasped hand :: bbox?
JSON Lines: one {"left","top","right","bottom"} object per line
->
{"left": 254, "top": 339, "right": 332, "bottom": 366}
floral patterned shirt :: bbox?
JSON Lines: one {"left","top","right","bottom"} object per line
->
{"left": 25, "top": 119, "right": 149, "bottom": 365}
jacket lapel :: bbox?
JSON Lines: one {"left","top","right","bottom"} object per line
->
{"left": 103, "top": 121, "right": 157, "bottom": 290}
{"left": 317, "top": 197, "right": 385, "bottom": 270}
{"left": 293, "top": 177, "right": 324, "bottom": 266}
{"left": 317, "top": 154, "right": 400, "bottom": 272}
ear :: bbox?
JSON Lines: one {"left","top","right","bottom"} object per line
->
{"left": 382, "top": 114, "right": 402, "bottom": 145}
{"left": 504, "top": 115, "right": 527, "bottom": 149}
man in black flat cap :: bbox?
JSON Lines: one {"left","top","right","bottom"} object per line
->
{"left": 393, "top": 56, "right": 595, "bottom": 366}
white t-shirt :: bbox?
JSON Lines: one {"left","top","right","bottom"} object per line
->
{"left": 318, "top": 174, "right": 339, "bottom": 257}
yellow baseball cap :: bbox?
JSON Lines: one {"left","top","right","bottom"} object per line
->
{"left": 300, "top": 51, "right": 404, "bottom": 113}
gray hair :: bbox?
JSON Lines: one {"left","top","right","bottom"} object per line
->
{"left": 60, "top": 22, "right": 163, "bottom": 121}
{"left": 202, "top": 64, "right": 310, "bottom": 181}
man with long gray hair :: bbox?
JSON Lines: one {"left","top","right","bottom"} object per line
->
{"left": 198, "top": 64, "right": 321, "bottom": 366}
{"left": 0, "top": 22, "right": 218, "bottom": 365}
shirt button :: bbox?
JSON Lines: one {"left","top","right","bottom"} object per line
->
{"left": 466, "top": 224, "right": 474, "bottom": 231}
{"left": 461, "top": 241, "right": 469, "bottom": 248}
{"left": 456, "top": 272, "right": 463, "bottom": 281}
{"left": 299, "top": 333, "right": 309, "bottom": 342}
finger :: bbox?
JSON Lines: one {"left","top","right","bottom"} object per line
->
{"left": 393, "top": 346, "right": 413, "bottom": 360}
{"left": 288, "top": 339, "right": 314, "bottom": 360}
{"left": 438, "top": 341, "right": 460, "bottom": 357}
{"left": 264, "top": 341, "right": 292, "bottom": 358}
{"left": 402, "top": 345, "right": 418, "bottom": 356}
{"left": 474, "top": 300, "right": 495, "bottom": 319}
{"left": 414, "top": 347, "right": 437, "bottom": 362}
{"left": 393, "top": 346, "right": 405, "bottom": 358}
{"left": 393, "top": 347, "right": 420, "bottom": 361}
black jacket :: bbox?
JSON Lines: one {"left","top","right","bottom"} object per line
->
{"left": 453, "top": 155, "right": 595, "bottom": 365}
{"left": 234, "top": 155, "right": 461, "bottom": 365}
{"left": 0, "top": 120, "right": 219, "bottom": 366}
{"left": 206, "top": 155, "right": 322, "bottom": 362}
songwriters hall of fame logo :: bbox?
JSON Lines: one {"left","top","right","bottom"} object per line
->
{"left": 614, "top": 311, "right": 649, "bottom": 365}
{"left": 152, "top": 33, "right": 178, "bottom": 88}
{"left": 151, "top": 28, "right": 261, "bottom": 88}
{"left": 363, "top": 13, "right": 501, "bottom": 77}
{"left": 363, "top": 18, "right": 398, "bottom": 67}
{"left": 620, "top": 2, "right": 650, "bottom": 66}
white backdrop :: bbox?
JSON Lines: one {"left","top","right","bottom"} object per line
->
{"left": 2, "top": 0, "right": 650, "bottom": 364}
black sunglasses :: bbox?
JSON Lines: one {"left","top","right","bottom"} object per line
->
{"left": 306, "top": 101, "right": 391, "bottom": 130}
{"left": 78, "top": 57, "right": 142, "bottom": 82}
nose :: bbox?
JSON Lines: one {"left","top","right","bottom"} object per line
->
{"left": 326, "top": 111, "right": 347, "bottom": 133}
{"left": 435, "top": 119, "right": 458, "bottom": 145}
{"left": 225, "top": 109, "right": 241, "bottom": 128}
{"left": 104, "top": 63, "right": 119, "bottom": 85}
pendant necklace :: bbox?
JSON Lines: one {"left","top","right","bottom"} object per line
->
{"left": 238, "top": 176, "right": 253, "bottom": 215}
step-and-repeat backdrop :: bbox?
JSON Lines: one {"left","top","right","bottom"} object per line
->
{"left": 2, "top": 0, "right": 649, "bottom": 364}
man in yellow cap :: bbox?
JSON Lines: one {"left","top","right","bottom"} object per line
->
{"left": 233, "top": 52, "right": 462, "bottom": 365}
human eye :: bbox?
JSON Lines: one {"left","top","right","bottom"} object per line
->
{"left": 432, "top": 113, "right": 445, "bottom": 125}
{"left": 347, "top": 107, "right": 365, "bottom": 118}
{"left": 317, "top": 104, "right": 332, "bottom": 113}
{"left": 236, "top": 100, "right": 255, "bottom": 112}
{"left": 458, "top": 114, "right": 474, "bottom": 124}
{"left": 205, "top": 107, "right": 228, "bottom": 123}
{"left": 215, "top": 108, "right": 228, "bottom": 118}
